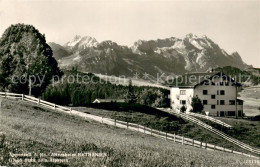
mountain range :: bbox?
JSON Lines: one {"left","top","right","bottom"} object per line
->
{"left": 48, "top": 33, "right": 251, "bottom": 79}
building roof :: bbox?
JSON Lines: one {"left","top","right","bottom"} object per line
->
{"left": 93, "top": 99, "right": 125, "bottom": 103}
{"left": 169, "top": 72, "right": 242, "bottom": 88}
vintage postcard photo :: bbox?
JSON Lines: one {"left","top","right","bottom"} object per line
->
{"left": 0, "top": 0, "right": 259, "bottom": 166}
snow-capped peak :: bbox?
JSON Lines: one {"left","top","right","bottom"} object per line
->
{"left": 65, "top": 35, "right": 98, "bottom": 49}
{"left": 185, "top": 33, "right": 198, "bottom": 39}
{"left": 73, "top": 35, "right": 82, "bottom": 41}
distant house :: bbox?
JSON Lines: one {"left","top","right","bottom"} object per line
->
{"left": 92, "top": 99, "right": 125, "bottom": 103}
{"left": 170, "top": 72, "right": 243, "bottom": 117}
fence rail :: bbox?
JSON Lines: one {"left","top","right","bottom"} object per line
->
{"left": 186, "top": 112, "right": 233, "bottom": 128}
{"left": 0, "top": 92, "right": 259, "bottom": 159}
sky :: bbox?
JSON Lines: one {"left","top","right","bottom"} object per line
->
{"left": 0, "top": 0, "right": 259, "bottom": 67}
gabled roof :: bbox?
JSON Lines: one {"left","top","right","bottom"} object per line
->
{"left": 194, "top": 72, "right": 242, "bottom": 87}
{"left": 93, "top": 99, "right": 125, "bottom": 103}
{"left": 169, "top": 72, "right": 242, "bottom": 88}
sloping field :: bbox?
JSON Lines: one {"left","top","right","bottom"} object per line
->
{"left": 239, "top": 86, "right": 260, "bottom": 116}
{"left": 0, "top": 99, "right": 257, "bottom": 167}
{"left": 74, "top": 105, "right": 256, "bottom": 154}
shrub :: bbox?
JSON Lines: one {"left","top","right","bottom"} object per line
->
{"left": 191, "top": 95, "right": 204, "bottom": 113}
{"left": 180, "top": 105, "right": 187, "bottom": 113}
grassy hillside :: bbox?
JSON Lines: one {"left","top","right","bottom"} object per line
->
{"left": 239, "top": 86, "right": 260, "bottom": 116}
{"left": 73, "top": 103, "right": 253, "bottom": 154}
{"left": 216, "top": 117, "right": 260, "bottom": 147}
{"left": 0, "top": 99, "right": 256, "bottom": 167}
{"left": 193, "top": 116, "right": 260, "bottom": 148}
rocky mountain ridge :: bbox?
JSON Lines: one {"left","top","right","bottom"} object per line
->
{"left": 49, "top": 33, "right": 251, "bottom": 78}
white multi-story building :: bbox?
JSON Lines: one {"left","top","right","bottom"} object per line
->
{"left": 170, "top": 72, "right": 243, "bottom": 117}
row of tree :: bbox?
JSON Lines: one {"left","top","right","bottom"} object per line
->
{"left": 42, "top": 71, "right": 170, "bottom": 107}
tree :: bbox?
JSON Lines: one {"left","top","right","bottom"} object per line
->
{"left": 0, "top": 74, "right": 6, "bottom": 91}
{"left": 0, "top": 24, "right": 62, "bottom": 96}
{"left": 191, "top": 95, "right": 204, "bottom": 113}
{"left": 180, "top": 105, "right": 187, "bottom": 113}
{"left": 125, "top": 79, "right": 137, "bottom": 103}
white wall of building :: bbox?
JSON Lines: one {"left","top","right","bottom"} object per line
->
{"left": 170, "top": 87, "right": 193, "bottom": 112}
{"left": 170, "top": 77, "right": 243, "bottom": 117}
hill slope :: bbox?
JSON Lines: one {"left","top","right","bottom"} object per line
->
{"left": 0, "top": 99, "right": 255, "bottom": 167}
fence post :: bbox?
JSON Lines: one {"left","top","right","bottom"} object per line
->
{"left": 192, "top": 139, "right": 194, "bottom": 146}
{"left": 144, "top": 126, "right": 145, "bottom": 133}
{"left": 22, "top": 94, "right": 24, "bottom": 100}
{"left": 150, "top": 128, "right": 152, "bottom": 135}
{"left": 174, "top": 133, "right": 176, "bottom": 143}
{"left": 205, "top": 143, "right": 207, "bottom": 149}
{"left": 114, "top": 119, "right": 116, "bottom": 126}
{"left": 126, "top": 122, "right": 128, "bottom": 128}
{"left": 182, "top": 136, "right": 184, "bottom": 145}
{"left": 200, "top": 141, "right": 202, "bottom": 148}
{"left": 214, "top": 145, "right": 216, "bottom": 151}
{"left": 38, "top": 98, "right": 40, "bottom": 104}
{"left": 54, "top": 104, "right": 56, "bottom": 110}
{"left": 70, "top": 108, "right": 72, "bottom": 115}
{"left": 165, "top": 132, "right": 167, "bottom": 140}
{"left": 5, "top": 92, "right": 6, "bottom": 98}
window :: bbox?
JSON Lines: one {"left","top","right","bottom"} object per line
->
{"left": 211, "top": 82, "right": 215, "bottom": 86}
{"left": 220, "top": 82, "right": 224, "bottom": 86}
{"left": 180, "top": 100, "right": 186, "bottom": 105}
{"left": 203, "top": 90, "right": 208, "bottom": 95}
{"left": 220, "top": 90, "right": 225, "bottom": 95}
{"left": 217, "top": 100, "right": 219, "bottom": 105}
{"left": 219, "top": 111, "right": 225, "bottom": 117}
{"left": 220, "top": 100, "right": 225, "bottom": 105}
{"left": 211, "top": 105, "right": 216, "bottom": 109}
{"left": 180, "top": 90, "right": 186, "bottom": 95}
{"left": 227, "top": 111, "right": 235, "bottom": 116}
{"left": 211, "top": 95, "right": 216, "bottom": 99}
{"left": 225, "top": 82, "right": 229, "bottom": 86}
{"left": 203, "top": 100, "right": 208, "bottom": 105}
{"left": 238, "top": 100, "right": 243, "bottom": 105}
{"left": 229, "top": 100, "right": 235, "bottom": 105}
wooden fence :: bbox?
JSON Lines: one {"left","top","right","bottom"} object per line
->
{"left": 186, "top": 112, "right": 233, "bottom": 128}
{"left": 0, "top": 92, "right": 259, "bottom": 159}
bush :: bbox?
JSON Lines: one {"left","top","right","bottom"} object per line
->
{"left": 191, "top": 95, "right": 204, "bottom": 113}
{"left": 253, "top": 115, "right": 260, "bottom": 121}
{"left": 180, "top": 105, "right": 187, "bottom": 113}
